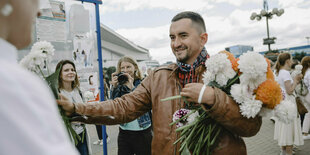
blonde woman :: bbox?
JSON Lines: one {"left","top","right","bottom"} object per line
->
{"left": 110, "top": 56, "right": 152, "bottom": 155}
{"left": 274, "top": 53, "right": 304, "bottom": 155}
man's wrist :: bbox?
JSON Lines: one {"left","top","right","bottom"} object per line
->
{"left": 198, "top": 84, "right": 207, "bottom": 104}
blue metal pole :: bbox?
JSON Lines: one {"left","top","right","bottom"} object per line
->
{"left": 79, "top": 1, "right": 106, "bottom": 154}
{"left": 94, "top": 2, "right": 108, "bottom": 155}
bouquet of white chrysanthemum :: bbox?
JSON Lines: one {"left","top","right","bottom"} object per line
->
{"left": 19, "top": 41, "right": 81, "bottom": 145}
{"left": 291, "top": 65, "right": 302, "bottom": 79}
{"left": 293, "top": 65, "right": 308, "bottom": 96}
{"left": 20, "top": 41, "right": 55, "bottom": 76}
{"left": 230, "top": 52, "right": 297, "bottom": 124}
{"left": 161, "top": 50, "right": 286, "bottom": 154}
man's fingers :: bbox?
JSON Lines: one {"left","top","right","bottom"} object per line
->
{"left": 59, "top": 94, "right": 69, "bottom": 101}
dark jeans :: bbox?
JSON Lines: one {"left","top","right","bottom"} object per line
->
{"left": 118, "top": 127, "right": 152, "bottom": 155}
{"left": 76, "top": 131, "right": 88, "bottom": 155}
{"left": 95, "top": 125, "right": 108, "bottom": 140}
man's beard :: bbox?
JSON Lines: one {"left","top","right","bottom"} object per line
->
{"left": 175, "top": 47, "right": 190, "bottom": 63}
{"left": 177, "top": 54, "right": 190, "bottom": 63}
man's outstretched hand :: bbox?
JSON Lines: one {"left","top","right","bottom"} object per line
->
{"left": 57, "top": 94, "right": 75, "bottom": 115}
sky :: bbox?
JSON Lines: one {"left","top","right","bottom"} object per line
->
{"left": 98, "top": 0, "right": 310, "bottom": 64}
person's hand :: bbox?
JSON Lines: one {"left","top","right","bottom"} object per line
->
{"left": 123, "top": 73, "right": 134, "bottom": 89}
{"left": 57, "top": 94, "right": 75, "bottom": 115}
{"left": 294, "top": 73, "right": 303, "bottom": 83}
{"left": 110, "top": 72, "right": 118, "bottom": 87}
{"left": 180, "top": 83, "right": 215, "bottom": 106}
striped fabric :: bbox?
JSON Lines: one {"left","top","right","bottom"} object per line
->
{"left": 177, "top": 47, "right": 209, "bottom": 88}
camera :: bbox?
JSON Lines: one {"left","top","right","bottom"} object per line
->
{"left": 116, "top": 72, "right": 128, "bottom": 85}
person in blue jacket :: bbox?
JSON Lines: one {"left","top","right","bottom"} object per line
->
{"left": 110, "top": 56, "right": 152, "bottom": 155}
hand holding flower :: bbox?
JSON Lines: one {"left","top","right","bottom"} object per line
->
{"left": 294, "top": 73, "right": 303, "bottom": 83}
{"left": 57, "top": 94, "right": 75, "bottom": 115}
{"left": 180, "top": 83, "right": 215, "bottom": 106}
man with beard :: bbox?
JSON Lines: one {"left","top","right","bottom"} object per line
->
{"left": 58, "top": 11, "right": 262, "bottom": 155}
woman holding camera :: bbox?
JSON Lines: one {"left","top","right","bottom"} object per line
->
{"left": 111, "top": 56, "right": 152, "bottom": 155}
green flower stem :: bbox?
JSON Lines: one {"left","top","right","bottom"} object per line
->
{"left": 175, "top": 120, "right": 197, "bottom": 132}
{"left": 36, "top": 65, "right": 46, "bottom": 78}
{"left": 211, "top": 127, "right": 221, "bottom": 145}
{"left": 59, "top": 106, "right": 81, "bottom": 145}
{"left": 161, "top": 95, "right": 182, "bottom": 102}
{"left": 226, "top": 74, "right": 240, "bottom": 87}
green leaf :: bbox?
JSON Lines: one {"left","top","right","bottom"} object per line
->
{"left": 45, "top": 65, "right": 62, "bottom": 99}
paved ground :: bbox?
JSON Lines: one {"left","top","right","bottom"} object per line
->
{"left": 87, "top": 118, "right": 310, "bottom": 155}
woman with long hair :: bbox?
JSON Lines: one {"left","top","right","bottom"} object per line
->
{"left": 274, "top": 53, "right": 304, "bottom": 155}
{"left": 56, "top": 60, "right": 91, "bottom": 155}
{"left": 301, "top": 56, "right": 310, "bottom": 140}
{"left": 110, "top": 56, "right": 152, "bottom": 155}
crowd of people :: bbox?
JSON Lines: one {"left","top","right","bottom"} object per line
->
{"left": 1, "top": 0, "right": 309, "bottom": 155}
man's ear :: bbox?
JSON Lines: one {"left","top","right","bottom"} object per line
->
{"left": 200, "top": 32, "right": 208, "bottom": 46}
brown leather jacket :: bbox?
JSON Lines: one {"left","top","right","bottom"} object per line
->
{"left": 74, "top": 64, "right": 262, "bottom": 155}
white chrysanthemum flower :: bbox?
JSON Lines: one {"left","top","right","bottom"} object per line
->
{"left": 274, "top": 100, "right": 297, "bottom": 124}
{"left": 19, "top": 41, "right": 55, "bottom": 73}
{"left": 202, "top": 71, "right": 215, "bottom": 85}
{"left": 204, "top": 53, "right": 236, "bottom": 86}
{"left": 291, "top": 65, "right": 302, "bottom": 79}
{"left": 295, "top": 64, "right": 303, "bottom": 71}
{"left": 238, "top": 52, "right": 267, "bottom": 90}
{"left": 230, "top": 84, "right": 252, "bottom": 104}
{"left": 30, "top": 41, "right": 55, "bottom": 61}
{"left": 239, "top": 74, "right": 266, "bottom": 91}
{"left": 19, "top": 54, "right": 40, "bottom": 72}
{"left": 239, "top": 96, "right": 263, "bottom": 119}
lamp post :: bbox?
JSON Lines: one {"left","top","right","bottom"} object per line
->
{"left": 306, "top": 37, "right": 310, "bottom": 45}
{"left": 250, "top": 0, "right": 284, "bottom": 52}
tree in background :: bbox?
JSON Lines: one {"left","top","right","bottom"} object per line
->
{"left": 293, "top": 51, "right": 306, "bottom": 62}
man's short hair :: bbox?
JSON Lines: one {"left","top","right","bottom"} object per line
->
{"left": 171, "top": 11, "right": 206, "bottom": 33}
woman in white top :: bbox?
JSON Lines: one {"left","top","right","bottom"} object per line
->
{"left": 274, "top": 53, "right": 303, "bottom": 155}
{"left": 56, "top": 60, "right": 91, "bottom": 155}
{"left": 301, "top": 56, "right": 310, "bottom": 139}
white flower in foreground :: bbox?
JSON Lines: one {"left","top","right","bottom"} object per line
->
{"left": 30, "top": 41, "right": 55, "bottom": 61}
{"left": 19, "top": 41, "right": 55, "bottom": 73}
{"left": 230, "top": 84, "right": 252, "bottom": 104}
{"left": 238, "top": 52, "right": 267, "bottom": 90}
{"left": 274, "top": 100, "right": 297, "bottom": 124}
{"left": 202, "top": 71, "right": 215, "bottom": 85}
{"left": 204, "top": 53, "right": 236, "bottom": 86}
{"left": 239, "top": 96, "right": 262, "bottom": 119}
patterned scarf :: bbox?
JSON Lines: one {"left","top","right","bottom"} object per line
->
{"left": 177, "top": 47, "right": 209, "bottom": 88}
